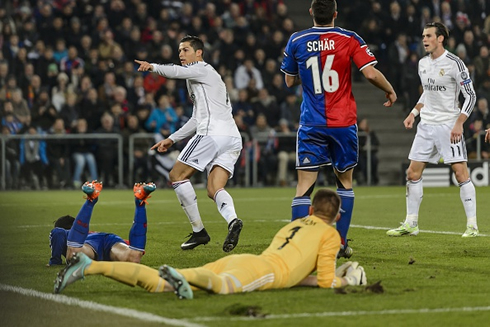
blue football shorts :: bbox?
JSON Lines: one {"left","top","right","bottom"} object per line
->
{"left": 85, "top": 233, "right": 125, "bottom": 261}
{"left": 296, "top": 124, "right": 358, "bottom": 173}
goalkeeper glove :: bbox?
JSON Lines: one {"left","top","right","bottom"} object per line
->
{"left": 343, "top": 261, "right": 367, "bottom": 286}
{"left": 335, "top": 261, "right": 353, "bottom": 277}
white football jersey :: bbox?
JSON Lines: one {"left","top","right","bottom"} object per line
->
{"left": 417, "top": 50, "right": 476, "bottom": 125}
{"left": 151, "top": 61, "right": 241, "bottom": 141}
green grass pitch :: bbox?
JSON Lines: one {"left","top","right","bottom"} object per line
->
{"left": 1, "top": 186, "right": 490, "bottom": 327}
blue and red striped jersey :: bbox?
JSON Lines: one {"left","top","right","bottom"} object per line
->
{"left": 281, "top": 26, "right": 377, "bottom": 127}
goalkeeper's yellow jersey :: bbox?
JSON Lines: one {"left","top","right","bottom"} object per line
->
{"left": 260, "top": 215, "right": 342, "bottom": 288}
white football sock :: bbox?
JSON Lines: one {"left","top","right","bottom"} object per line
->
{"left": 406, "top": 178, "right": 423, "bottom": 227}
{"left": 173, "top": 180, "right": 204, "bottom": 232}
{"left": 459, "top": 179, "right": 477, "bottom": 228}
{"left": 214, "top": 188, "right": 237, "bottom": 225}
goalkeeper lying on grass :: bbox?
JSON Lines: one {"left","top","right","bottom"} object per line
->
{"left": 54, "top": 189, "right": 367, "bottom": 299}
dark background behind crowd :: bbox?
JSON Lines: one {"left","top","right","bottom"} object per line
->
{"left": 0, "top": 0, "right": 489, "bottom": 190}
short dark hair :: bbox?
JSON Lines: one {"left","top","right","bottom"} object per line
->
{"left": 425, "top": 22, "right": 449, "bottom": 47}
{"left": 311, "top": 0, "right": 336, "bottom": 25}
{"left": 311, "top": 189, "right": 341, "bottom": 221}
{"left": 54, "top": 215, "right": 75, "bottom": 229}
{"left": 180, "top": 35, "right": 204, "bottom": 55}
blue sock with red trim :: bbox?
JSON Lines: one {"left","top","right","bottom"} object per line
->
{"left": 67, "top": 199, "right": 97, "bottom": 248}
{"left": 129, "top": 197, "right": 147, "bottom": 251}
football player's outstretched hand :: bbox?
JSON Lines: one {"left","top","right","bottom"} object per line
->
{"left": 344, "top": 261, "right": 367, "bottom": 286}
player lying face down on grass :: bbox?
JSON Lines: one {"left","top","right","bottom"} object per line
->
{"left": 47, "top": 181, "right": 156, "bottom": 266}
{"left": 54, "top": 189, "right": 367, "bottom": 298}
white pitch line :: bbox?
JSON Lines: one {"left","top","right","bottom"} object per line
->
{"left": 0, "top": 191, "right": 458, "bottom": 207}
{"left": 193, "top": 306, "right": 490, "bottom": 322}
{"left": 16, "top": 220, "right": 490, "bottom": 237}
{"left": 0, "top": 284, "right": 205, "bottom": 327}
{"left": 350, "top": 224, "right": 490, "bottom": 237}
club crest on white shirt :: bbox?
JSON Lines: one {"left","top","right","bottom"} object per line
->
{"left": 439, "top": 69, "right": 445, "bottom": 76}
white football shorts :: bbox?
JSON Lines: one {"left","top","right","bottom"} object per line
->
{"left": 177, "top": 135, "right": 242, "bottom": 178}
{"left": 408, "top": 122, "right": 467, "bottom": 164}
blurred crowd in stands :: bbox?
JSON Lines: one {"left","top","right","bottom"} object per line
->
{"left": 0, "top": 0, "right": 489, "bottom": 190}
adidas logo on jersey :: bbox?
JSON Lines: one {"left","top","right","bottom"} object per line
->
{"left": 303, "top": 158, "right": 310, "bottom": 164}
{"left": 192, "top": 159, "right": 199, "bottom": 164}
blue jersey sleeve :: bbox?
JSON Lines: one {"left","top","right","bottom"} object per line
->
{"left": 281, "top": 36, "right": 298, "bottom": 76}
{"left": 49, "top": 228, "right": 68, "bottom": 265}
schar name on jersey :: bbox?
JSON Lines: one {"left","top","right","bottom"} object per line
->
{"left": 307, "top": 39, "right": 335, "bottom": 52}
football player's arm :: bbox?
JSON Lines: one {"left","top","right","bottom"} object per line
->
{"left": 314, "top": 233, "right": 345, "bottom": 288}
{"left": 48, "top": 229, "right": 66, "bottom": 266}
{"left": 452, "top": 64, "right": 476, "bottom": 143}
{"left": 284, "top": 74, "right": 301, "bottom": 87}
{"left": 168, "top": 113, "right": 197, "bottom": 144}
{"left": 134, "top": 59, "right": 206, "bottom": 81}
{"left": 404, "top": 102, "right": 424, "bottom": 129}
{"left": 361, "top": 65, "right": 397, "bottom": 107}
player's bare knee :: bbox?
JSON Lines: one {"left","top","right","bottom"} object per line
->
{"left": 406, "top": 168, "right": 422, "bottom": 181}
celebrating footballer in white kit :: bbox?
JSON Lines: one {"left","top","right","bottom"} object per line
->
{"left": 387, "top": 22, "right": 478, "bottom": 238}
{"left": 135, "top": 35, "right": 243, "bottom": 253}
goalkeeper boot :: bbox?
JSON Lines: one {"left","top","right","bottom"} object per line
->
{"left": 223, "top": 218, "right": 243, "bottom": 253}
{"left": 462, "top": 225, "right": 479, "bottom": 238}
{"left": 337, "top": 245, "right": 353, "bottom": 259}
{"left": 54, "top": 252, "right": 92, "bottom": 294}
{"left": 134, "top": 182, "right": 156, "bottom": 205}
{"left": 82, "top": 180, "right": 103, "bottom": 202}
{"left": 181, "top": 229, "right": 211, "bottom": 250}
{"left": 159, "top": 265, "right": 193, "bottom": 299}
{"left": 386, "top": 222, "right": 419, "bottom": 236}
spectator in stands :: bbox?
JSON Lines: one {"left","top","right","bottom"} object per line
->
{"left": 0, "top": 74, "right": 18, "bottom": 102}
{"left": 122, "top": 114, "right": 151, "bottom": 185}
{"left": 11, "top": 88, "right": 30, "bottom": 125}
{"left": 252, "top": 88, "right": 280, "bottom": 128}
{"left": 113, "top": 85, "right": 133, "bottom": 114}
{"left": 357, "top": 118, "right": 380, "bottom": 185}
{"left": 1, "top": 101, "right": 23, "bottom": 134}
{"left": 473, "top": 45, "right": 490, "bottom": 88}
{"left": 250, "top": 113, "right": 278, "bottom": 186}
{"left": 276, "top": 118, "right": 296, "bottom": 187}
{"left": 95, "top": 112, "right": 119, "bottom": 187}
{"left": 35, "top": 46, "right": 56, "bottom": 83}
{"left": 1, "top": 126, "right": 21, "bottom": 189}
{"left": 60, "top": 92, "right": 79, "bottom": 132}
{"left": 51, "top": 72, "right": 72, "bottom": 112}
{"left": 280, "top": 92, "right": 300, "bottom": 131}
{"left": 268, "top": 73, "right": 289, "bottom": 106}
{"left": 11, "top": 47, "right": 28, "bottom": 77}
{"left": 71, "top": 118, "right": 98, "bottom": 189}
{"left": 467, "top": 119, "right": 489, "bottom": 159}
{"left": 53, "top": 38, "right": 68, "bottom": 64}
{"left": 79, "top": 88, "right": 104, "bottom": 132}
{"left": 234, "top": 58, "right": 264, "bottom": 90}
{"left": 145, "top": 95, "right": 178, "bottom": 134}
{"left": 98, "top": 71, "right": 119, "bottom": 106}
{"left": 60, "top": 46, "right": 84, "bottom": 75}
{"left": 98, "top": 29, "right": 121, "bottom": 61}
{"left": 0, "top": 60, "right": 9, "bottom": 89}
{"left": 66, "top": 17, "right": 84, "bottom": 51}
{"left": 19, "top": 125, "right": 48, "bottom": 190}
{"left": 46, "top": 118, "right": 72, "bottom": 189}
{"left": 31, "top": 89, "right": 55, "bottom": 131}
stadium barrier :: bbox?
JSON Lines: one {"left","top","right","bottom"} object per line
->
{"left": 0, "top": 133, "right": 123, "bottom": 190}
{"left": 1, "top": 131, "right": 374, "bottom": 190}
